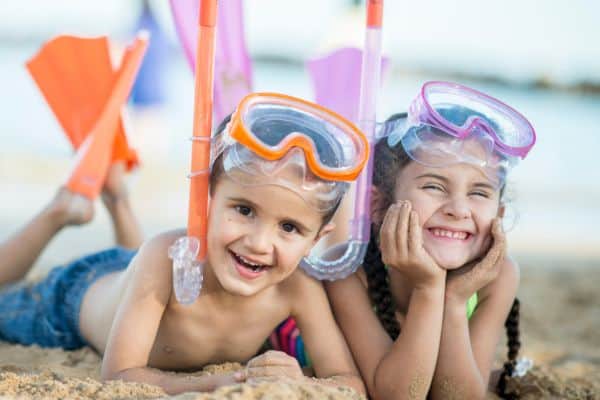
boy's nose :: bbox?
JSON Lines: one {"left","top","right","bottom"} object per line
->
{"left": 244, "top": 224, "right": 273, "bottom": 254}
{"left": 442, "top": 197, "right": 472, "bottom": 220}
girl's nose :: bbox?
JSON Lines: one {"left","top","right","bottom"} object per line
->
{"left": 442, "top": 197, "right": 472, "bottom": 219}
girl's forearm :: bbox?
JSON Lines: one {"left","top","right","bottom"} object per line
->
{"left": 429, "top": 301, "right": 486, "bottom": 400}
{"left": 372, "top": 284, "right": 445, "bottom": 400}
{"left": 108, "top": 366, "right": 240, "bottom": 395}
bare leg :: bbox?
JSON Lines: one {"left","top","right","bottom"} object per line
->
{"left": 0, "top": 188, "right": 94, "bottom": 285}
{"left": 101, "top": 162, "right": 143, "bottom": 250}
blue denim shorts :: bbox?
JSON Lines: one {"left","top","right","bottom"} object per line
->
{"left": 0, "top": 247, "right": 136, "bottom": 349}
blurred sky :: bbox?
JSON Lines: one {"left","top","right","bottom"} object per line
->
{"left": 1, "top": 0, "right": 599, "bottom": 86}
{"left": 1, "top": 1, "right": 599, "bottom": 261}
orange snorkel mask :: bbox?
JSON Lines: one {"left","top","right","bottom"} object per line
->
{"left": 211, "top": 92, "right": 368, "bottom": 211}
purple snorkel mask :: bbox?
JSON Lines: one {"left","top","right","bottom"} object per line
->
{"left": 385, "top": 81, "right": 536, "bottom": 186}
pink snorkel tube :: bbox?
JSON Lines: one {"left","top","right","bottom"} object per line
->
{"left": 168, "top": 0, "right": 217, "bottom": 304}
{"left": 300, "top": 0, "right": 384, "bottom": 280}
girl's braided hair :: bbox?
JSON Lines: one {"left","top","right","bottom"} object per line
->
{"left": 364, "top": 113, "right": 521, "bottom": 398}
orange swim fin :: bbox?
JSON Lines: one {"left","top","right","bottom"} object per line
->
{"left": 27, "top": 35, "right": 140, "bottom": 173}
{"left": 27, "top": 33, "right": 148, "bottom": 199}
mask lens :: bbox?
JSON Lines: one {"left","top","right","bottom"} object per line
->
{"left": 241, "top": 96, "right": 360, "bottom": 171}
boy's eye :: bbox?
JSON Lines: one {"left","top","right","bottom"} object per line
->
{"left": 235, "top": 205, "right": 253, "bottom": 216}
{"left": 281, "top": 222, "right": 299, "bottom": 234}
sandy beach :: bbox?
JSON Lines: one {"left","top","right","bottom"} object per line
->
{"left": 1, "top": 154, "right": 599, "bottom": 399}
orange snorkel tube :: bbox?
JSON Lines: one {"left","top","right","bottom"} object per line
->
{"left": 189, "top": 0, "right": 217, "bottom": 254}
{"left": 169, "top": 0, "right": 218, "bottom": 304}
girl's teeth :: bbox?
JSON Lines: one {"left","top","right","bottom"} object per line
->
{"left": 432, "top": 228, "right": 468, "bottom": 240}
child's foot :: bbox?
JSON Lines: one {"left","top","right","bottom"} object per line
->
{"left": 46, "top": 187, "right": 94, "bottom": 227}
{"left": 101, "top": 162, "right": 129, "bottom": 207}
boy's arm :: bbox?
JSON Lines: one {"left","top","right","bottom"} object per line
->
{"left": 429, "top": 258, "right": 519, "bottom": 400}
{"left": 100, "top": 231, "right": 243, "bottom": 394}
{"left": 325, "top": 272, "right": 445, "bottom": 400}
{"left": 288, "top": 271, "right": 366, "bottom": 396}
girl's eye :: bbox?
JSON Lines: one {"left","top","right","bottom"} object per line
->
{"left": 423, "top": 184, "right": 445, "bottom": 192}
{"left": 281, "top": 222, "right": 299, "bottom": 234}
{"left": 235, "top": 205, "right": 252, "bottom": 216}
{"left": 470, "top": 191, "right": 491, "bottom": 198}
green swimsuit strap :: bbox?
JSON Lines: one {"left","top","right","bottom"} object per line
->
{"left": 383, "top": 265, "right": 478, "bottom": 319}
{"left": 466, "top": 292, "right": 478, "bottom": 319}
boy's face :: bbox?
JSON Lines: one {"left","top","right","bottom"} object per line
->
{"left": 393, "top": 161, "right": 502, "bottom": 270}
{"left": 206, "top": 175, "right": 334, "bottom": 296}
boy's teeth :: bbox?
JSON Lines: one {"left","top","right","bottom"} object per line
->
{"left": 239, "top": 255, "right": 261, "bottom": 267}
{"left": 432, "top": 228, "right": 468, "bottom": 240}
{"left": 234, "top": 252, "right": 267, "bottom": 271}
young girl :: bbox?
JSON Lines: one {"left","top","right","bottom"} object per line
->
{"left": 326, "top": 81, "right": 534, "bottom": 400}
{"left": 0, "top": 93, "right": 367, "bottom": 396}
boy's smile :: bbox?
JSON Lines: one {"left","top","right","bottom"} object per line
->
{"left": 206, "top": 176, "right": 332, "bottom": 296}
{"left": 229, "top": 250, "right": 272, "bottom": 279}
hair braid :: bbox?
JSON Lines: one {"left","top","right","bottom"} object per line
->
{"left": 364, "top": 227, "right": 400, "bottom": 340}
{"left": 497, "top": 297, "right": 521, "bottom": 399}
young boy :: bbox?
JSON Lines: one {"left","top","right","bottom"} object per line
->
{"left": 0, "top": 94, "right": 367, "bottom": 396}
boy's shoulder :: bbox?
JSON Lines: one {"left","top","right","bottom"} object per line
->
{"left": 126, "top": 229, "right": 188, "bottom": 296}
{"left": 277, "top": 268, "right": 328, "bottom": 314}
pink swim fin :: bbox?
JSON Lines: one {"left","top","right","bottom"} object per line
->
{"left": 169, "top": 0, "right": 253, "bottom": 122}
{"left": 307, "top": 47, "right": 390, "bottom": 123}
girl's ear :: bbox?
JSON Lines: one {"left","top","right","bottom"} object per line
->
{"left": 371, "top": 186, "right": 387, "bottom": 227}
{"left": 497, "top": 203, "right": 506, "bottom": 218}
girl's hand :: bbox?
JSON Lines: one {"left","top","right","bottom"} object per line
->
{"left": 446, "top": 218, "right": 506, "bottom": 304}
{"left": 243, "top": 351, "right": 305, "bottom": 383}
{"left": 379, "top": 201, "right": 446, "bottom": 289}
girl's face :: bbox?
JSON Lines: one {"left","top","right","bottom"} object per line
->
{"left": 206, "top": 175, "right": 333, "bottom": 297}
{"left": 393, "top": 161, "right": 502, "bottom": 270}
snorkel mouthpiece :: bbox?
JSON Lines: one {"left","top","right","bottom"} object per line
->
{"left": 168, "top": 237, "right": 204, "bottom": 305}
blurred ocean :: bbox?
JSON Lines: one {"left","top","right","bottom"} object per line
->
{"left": 0, "top": 1, "right": 599, "bottom": 262}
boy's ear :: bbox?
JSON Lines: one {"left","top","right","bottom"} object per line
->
{"left": 313, "top": 222, "right": 336, "bottom": 246}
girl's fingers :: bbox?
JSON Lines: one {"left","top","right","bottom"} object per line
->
{"left": 468, "top": 219, "right": 506, "bottom": 283}
{"left": 407, "top": 210, "right": 422, "bottom": 255}
{"left": 485, "top": 219, "right": 506, "bottom": 268}
{"left": 395, "top": 201, "right": 411, "bottom": 258}
{"left": 380, "top": 204, "right": 400, "bottom": 263}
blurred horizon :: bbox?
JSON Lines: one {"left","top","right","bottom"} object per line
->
{"left": 1, "top": 1, "right": 599, "bottom": 264}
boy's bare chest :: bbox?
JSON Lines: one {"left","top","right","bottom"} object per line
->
{"left": 147, "top": 298, "right": 289, "bottom": 370}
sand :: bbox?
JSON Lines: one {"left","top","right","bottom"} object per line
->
{"left": 1, "top": 262, "right": 598, "bottom": 399}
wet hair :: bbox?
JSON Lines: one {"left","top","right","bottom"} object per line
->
{"left": 364, "top": 113, "right": 521, "bottom": 399}
{"left": 208, "top": 114, "right": 343, "bottom": 227}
